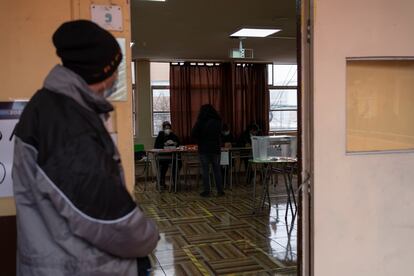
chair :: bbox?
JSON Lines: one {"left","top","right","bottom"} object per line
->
{"left": 134, "top": 151, "right": 153, "bottom": 191}
{"left": 181, "top": 151, "right": 201, "bottom": 190}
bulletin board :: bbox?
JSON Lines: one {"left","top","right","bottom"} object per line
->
{"left": 0, "top": 102, "right": 27, "bottom": 198}
{"left": 346, "top": 58, "right": 414, "bottom": 153}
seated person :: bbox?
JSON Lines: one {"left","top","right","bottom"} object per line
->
{"left": 221, "top": 123, "right": 234, "bottom": 148}
{"left": 237, "top": 123, "right": 261, "bottom": 147}
{"left": 236, "top": 123, "right": 261, "bottom": 181}
{"left": 154, "top": 121, "right": 182, "bottom": 189}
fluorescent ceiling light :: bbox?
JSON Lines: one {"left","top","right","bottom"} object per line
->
{"left": 140, "top": 0, "right": 166, "bottom": 1}
{"left": 230, "top": 28, "right": 281, "bottom": 38}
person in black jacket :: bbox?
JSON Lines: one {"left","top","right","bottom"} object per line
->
{"left": 12, "top": 20, "right": 158, "bottom": 276}
{"left": 192, "top": 104, "right": 224, "bottom": 197}
{"left": 154, "top": 121, "right": 181, "bottom": 189}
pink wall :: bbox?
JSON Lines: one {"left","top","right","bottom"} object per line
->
{"left": 313, "top": 0, "right": 414, "bottom": 275}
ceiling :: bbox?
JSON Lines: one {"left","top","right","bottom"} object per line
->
{"left": 130, "top": 0, "right": 297, "bottom": 64}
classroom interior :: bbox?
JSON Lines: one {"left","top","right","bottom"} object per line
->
{"left": 131, "top": 0, "right": 299, "bottom": 275}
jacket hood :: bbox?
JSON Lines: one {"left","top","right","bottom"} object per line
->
{"left": 43, "top": 65, "right": 114, "bottom": 114}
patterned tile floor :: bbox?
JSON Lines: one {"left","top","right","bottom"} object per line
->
{"left": 135, "top": 177, "right": 298, "bottom": 276}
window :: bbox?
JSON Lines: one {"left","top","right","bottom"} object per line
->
{"left": 268, "top": 64, "right": 298, "bottom": 131}
{"left": 151, "top": 62, "right": 170, "bottom": 136}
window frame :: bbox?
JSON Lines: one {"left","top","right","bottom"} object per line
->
{"left": 267, "top": 64, "right": 298, "bottom": 133}
{"left": 268, "top": 84, "right": 299, "bottom": 133}
{"left": 151, "top": 84, "right": 171, "bottom": 137}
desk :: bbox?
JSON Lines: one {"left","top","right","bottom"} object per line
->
{"left": 249, "top": 157, "right": 297, "bottom": 219}
{"left": 147, "top": 148, "right": 191, "bottom": 192}
{"left": 148, "top": 147, "right": 230, "bottom": 193}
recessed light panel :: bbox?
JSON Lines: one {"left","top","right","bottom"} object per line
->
{"left": 230, "top": 28, "right": 281, "bottom": 38}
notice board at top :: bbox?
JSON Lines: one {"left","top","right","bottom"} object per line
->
{"left": 346, "top": 59, "right": 414, "bottom": 153}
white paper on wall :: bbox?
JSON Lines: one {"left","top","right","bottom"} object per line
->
{"left": 107, "top": 38, "right": 128, "bottom": 101}
{"left": 0, "top": 102, "right": 27, "bottom": 198}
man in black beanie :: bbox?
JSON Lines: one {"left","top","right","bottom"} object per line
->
{"left": 12, "top": 20, "right": 158, "bottom": 276}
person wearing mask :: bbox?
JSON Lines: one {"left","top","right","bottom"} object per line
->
{"left": 192, "top": 104, "right": 225, "bottom": 197}
{"left": 221, "top": 123, "right": 234, "bottom": 148}
{"left": 12, "top": 20, "right": 159, "bottom": 276}
{"left": 154, "top": 121, "right": 181, "bottom": 189}
{"left": 237, "top": 123, "right": 261, "bottom": 182}
{"left": 237, "top": 123, "right": 261, "bottom": 147}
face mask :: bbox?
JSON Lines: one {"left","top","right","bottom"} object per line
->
{"left": 164, "top": 129, "right": 171, "bottom": 135}
{"left": 222, "top": 131, "right": 230, "bottom": 136}
{"left": 103, "top": 78, "right": 118, "bottom": 98}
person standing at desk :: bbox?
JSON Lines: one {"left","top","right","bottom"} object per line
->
{"left": 154, "top": 121, "right": 181, "bottom": 189}
{"left": 192, "top": 104, "right": 225, "bottom": 197}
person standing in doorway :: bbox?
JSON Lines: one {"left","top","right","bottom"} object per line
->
{"left": 192, "top": 104, "right": 224, "bottom": 197}
{"left": 12, "top": 20, "right": 159, "bottom": 276}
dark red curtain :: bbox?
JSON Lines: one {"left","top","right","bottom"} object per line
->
{"left": 170, "top": 63, "right": 224, "bottom": 144}
{"left": 221, "top": 63, "right": 269, "bottom": 139}
{"left": 170, "top": 62, "right": 268, "bottom": 144}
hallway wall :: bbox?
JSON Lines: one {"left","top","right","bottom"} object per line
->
{"left": 0, "top": 0, "right": 134, "bottom": 216}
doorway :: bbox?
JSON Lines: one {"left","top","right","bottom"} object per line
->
{"left": 131, "top": 0, "right": 312, "bottom": 275}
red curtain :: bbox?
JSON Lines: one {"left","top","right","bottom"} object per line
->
{"left": 170, "top": 63, "right": 224, "bottom": 144}
{"left": 170, "top": 62, "right": 268, "bottom": 144}
{"left": 221, "top": 63, "right": 269, "bottom": 139}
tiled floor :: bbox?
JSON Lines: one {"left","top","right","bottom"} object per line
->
{"left": 135, "top": 176, "right": 298, "bottom": 276}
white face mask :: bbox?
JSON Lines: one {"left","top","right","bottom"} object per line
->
{"left": 223, "top": 131, "right": 230, "bottom": 136}
{"left": 164, "top": 129, "right": 171, "bottom": 135}
{"left": 103, "top": 78, "right": 118, "bottom": 98}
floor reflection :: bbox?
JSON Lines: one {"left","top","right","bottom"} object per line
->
{"left": 135, "top": 179, "right": 298, "bottom": 276}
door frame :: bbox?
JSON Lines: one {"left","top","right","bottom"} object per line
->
{"left": 297, "top": 0, "right": 314, "bottom": 275}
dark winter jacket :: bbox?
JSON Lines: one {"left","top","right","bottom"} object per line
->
{"left": 12, "top": 65, "right": 159, "bottom": 276}
{"left": 192, "top": 115, "right": 222, "bottom": 154}
{"left": 154, "top": 131, "right": 180, "bottom": 149}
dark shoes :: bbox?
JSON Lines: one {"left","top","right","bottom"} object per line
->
{"left": 217, "top": 191, "right": 225, "bottom": 197}
{"left": 200, "top": 191, "right": 210, "bottom": 197}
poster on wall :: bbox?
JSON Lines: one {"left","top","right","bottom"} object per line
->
{"left": 106, "top": 38, "right": 128, "bottom": 102}
{"left": 0, "top": 101, "right": 27, "bottom": 198}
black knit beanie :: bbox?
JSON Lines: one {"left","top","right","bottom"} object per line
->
{"left": 52, "top": 20, "right": 122, "bottom": 84}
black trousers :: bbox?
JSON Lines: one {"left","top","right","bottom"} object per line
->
{"left": 159, "top": 159, "right": 182, "bottom": 186}
{"left": 199, "top": 153, "right": 223, "bottom": 193}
